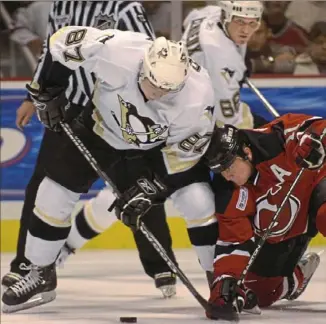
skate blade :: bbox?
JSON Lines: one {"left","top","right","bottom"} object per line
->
{"left": 159, "top": 285, "right": 176, "bottom": 298}
{"left": 2, "top": 290, "right": 56, "bottom": 314}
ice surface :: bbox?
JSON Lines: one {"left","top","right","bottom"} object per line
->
{"left": 1, "top": 248, "right": 325, "bottom": 324}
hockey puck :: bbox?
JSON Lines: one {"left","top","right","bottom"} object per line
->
{"left": 119, "top": 317, "right": 137, "bottom": 323}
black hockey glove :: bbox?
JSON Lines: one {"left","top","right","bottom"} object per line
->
{"left": 115, "top": 175, "right": 167, "bottom": 231}
{"left": 294, "top": 128, "right": 326, "bottom": 170}
{"left": 27, "top": 84, "right": 68, "bottom": 132}
{"left": 206, "top": 276, "right": 247, "bottom": 321}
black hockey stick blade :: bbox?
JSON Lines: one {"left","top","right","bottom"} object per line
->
{"left": 140, "top": 222, "right": 239, "bottom": 321}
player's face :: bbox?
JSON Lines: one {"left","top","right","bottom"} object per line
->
{"left": 140, "top": 78, "right": 170, "bottom": 100}
{"left": 221, "top": 157, "right": 253, "bottom": 186}
{"left": 227, "top": 17, "right": 260, "bottom": 45}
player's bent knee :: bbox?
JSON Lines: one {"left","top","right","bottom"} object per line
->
{"left": 83, "top": 187, "right": 117, "bottom": 232}
{"left": 34, "top": 176, "right": 81, "bottom": 226}
{"left": 171, "top": 182, "right": 216, "bottom": 227}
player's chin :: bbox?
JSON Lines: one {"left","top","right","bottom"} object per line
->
{"left": 237, "top": 36, "right": 249, "bottom": 45}
{"left": 234, "top": 177, "right": 248, "bottom": 186}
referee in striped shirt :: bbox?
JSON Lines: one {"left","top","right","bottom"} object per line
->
{"left": 3, "top": 1, "right": 178, "bottom": 297}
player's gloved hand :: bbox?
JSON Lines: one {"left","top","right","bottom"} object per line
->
{"left": 26, "top": 84, "right": 68, "bottom": 132}
{"left": 115, "top": 175, "right": 167, "bottom": 231}
{"left": 206, "top": 276, "right": 246, "bottom": 320}
{"left": 243, "top": 289, "right": 261, "bottom": 314}
{"left": 294, "top": 129, "right": 326, "bottom": 170}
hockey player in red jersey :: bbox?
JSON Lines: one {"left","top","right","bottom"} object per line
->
{"left": 204, "top": 113, "right": 326, "bottom": 320}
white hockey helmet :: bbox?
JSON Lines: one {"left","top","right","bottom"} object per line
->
{"left": 218, "top": 1, "right": 263, "bottom": 23}
{"left": 140, "top": 37, "right": 190, "bottom": 92}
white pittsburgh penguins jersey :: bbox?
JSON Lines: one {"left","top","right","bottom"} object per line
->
{"left": 49, "top": 26, "right": 215, "bottom": 174}
{"left": 183, "top": 5, "right": 221, "bottom": 30}
{"left": 182, "top": 7, "right": 254, "bottom": 129}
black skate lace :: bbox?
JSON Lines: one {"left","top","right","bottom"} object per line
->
{"left": 10, "top": 267, "right": 42, "bottom": 297}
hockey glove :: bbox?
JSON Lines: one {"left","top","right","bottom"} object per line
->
{"left": 27, "top": 84, "right": 68, "bottom": 132}
{"left": 294, "top": 128, "right": 326, "bottom": 170}
{"left": 115, "top": 175, "right": 167, "bottom": 231}
{"left": 206, "top": 276, "right": 246, "bottom": 321}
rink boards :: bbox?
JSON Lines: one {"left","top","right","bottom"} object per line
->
{"left": 1, "top": 200, "right": 326, "bottom": 252}
{"left": 1, "top": 77, "right": 326, "bottom": 251}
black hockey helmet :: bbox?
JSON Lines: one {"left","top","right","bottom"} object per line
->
{"left": 204, "top": 124, "right": 247, "bottom": 173}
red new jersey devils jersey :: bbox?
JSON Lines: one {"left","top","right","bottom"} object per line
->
{"left": 250, "top": 114, "right": 325, "bottom": 243}
{"left": 213, "top": 114, "right": 325, "bottom": 280}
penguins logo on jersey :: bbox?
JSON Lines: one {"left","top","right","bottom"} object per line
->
{"left": 114, "top": 95, "right": 168, "bottom": 146}
{"left": 94, "top": 12, "right": 117, "bottom": 30}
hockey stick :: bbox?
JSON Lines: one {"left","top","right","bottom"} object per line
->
{"left": 60, "top": 122, "right": 211, "bottom": 311}
{"left": 236, "top": 167, "right": 305, "bottom": 289}
{"left": 245, "top": 78, "right": 280, "bottom": 118}
{"left": 237, "top": 130, "right": 326, "bottom": 289}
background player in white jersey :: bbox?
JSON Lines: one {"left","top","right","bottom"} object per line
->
{"left": 168, "top": 1, "right": 265, "bottom": 286}
{"left": 2, "top": 26, "right": 215, "bottom": 313}
{"left": 182, "top": 1, "right": 264, "bottom": 129}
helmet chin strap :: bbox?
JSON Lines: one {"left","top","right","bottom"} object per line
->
{"left": 220, "top": 19, "right": 239, "bottom": 46}
{"left": 138, "top": 61, "right": 145, "bottom": 85}
{"left": 221, "top": 20, "right": 230, "bottom": 38}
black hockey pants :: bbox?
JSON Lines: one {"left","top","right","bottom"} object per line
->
{"left": 10, "top": 128, "right": 177, "bottom": 277}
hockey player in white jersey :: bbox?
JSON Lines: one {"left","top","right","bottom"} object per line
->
{"left": 182, "top": 1, "right": 264, "bottom": 129}
{"left": 2, "top": 26, "right": 215, "bottom": 313}
{"left": 183, "top": 4, "right": 221, "bottom": 29}
{"left": 166, "top": 1, "right": 265, "bottom": 289}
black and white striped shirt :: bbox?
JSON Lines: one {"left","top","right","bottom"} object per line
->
{"left": 32, "top": 1, "right": 155, "bottom": 106}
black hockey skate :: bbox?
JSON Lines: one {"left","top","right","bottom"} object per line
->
{"left": 286, "top": 252, "right": 321, "bottom": 301}
{"left": 2, "top": 263, "right": 57, "bottom": 313}
{"left": 154, "top": 272, "right": 176, "bottom": 298}
{"left": 2, "top": 272, "right": 24, "bottom": 290}
{"left": 1, "top": 263, "right": 31, "bottom": 290}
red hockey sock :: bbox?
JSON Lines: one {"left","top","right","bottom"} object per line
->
{"left": 245, "top": 268, "right": 304, "bottom": 307}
